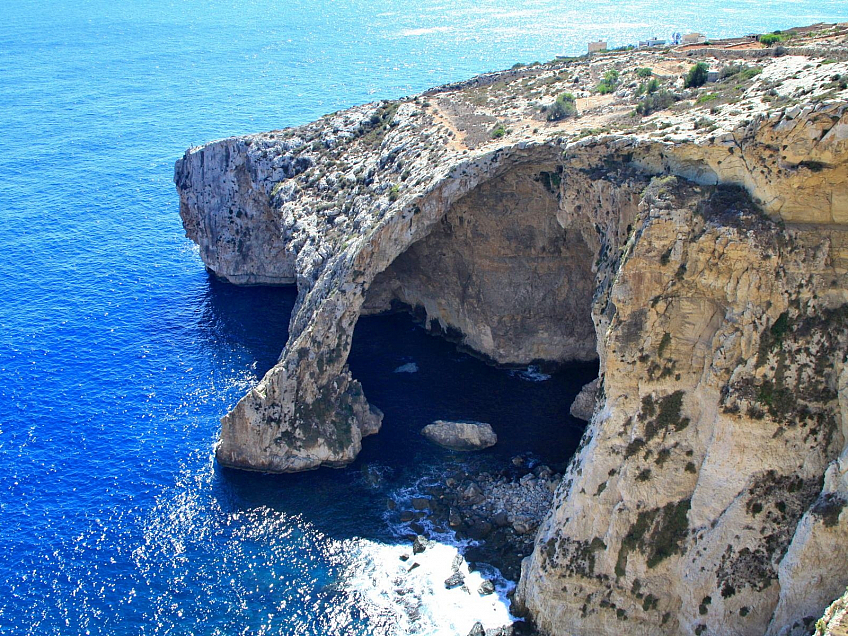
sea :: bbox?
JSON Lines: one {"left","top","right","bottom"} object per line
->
{"left": 0, "top": 1, "right": 844, "bottom": 634}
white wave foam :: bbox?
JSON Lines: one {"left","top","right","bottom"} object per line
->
{"left": 393, "top": 362, "right": 419, "bottom": 374}
{"left": 339, "top": 538, "right": 515, "bottom": 636}
{"left": 509, "top": 364, "right": 551, "bottom": 382}
{"left": 398, "top": 26, "right": 453, "bottom": 37}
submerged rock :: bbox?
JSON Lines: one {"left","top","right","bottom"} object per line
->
{"left": 421, "top": 420, "right": 497, "bottom": 451}
{"left": 411, "top": 497, "right": 431, "bottom": 510}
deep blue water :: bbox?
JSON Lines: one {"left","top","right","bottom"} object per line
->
{"left": 1, "top": 0, "right": 845, "bottom": 634}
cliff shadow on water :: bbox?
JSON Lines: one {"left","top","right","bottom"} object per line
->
{"left": 196, "top": 275, "right": 298, "bottom": 376}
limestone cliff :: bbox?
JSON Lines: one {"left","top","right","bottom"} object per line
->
{"left": 176, "top": 27, "right": 848, "bottom": 634}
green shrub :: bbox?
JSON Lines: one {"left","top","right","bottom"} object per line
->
{"left": 597, "top": 69, "right": 620, "bottom": 94}
{"left": 547, "top": 92, "right": 577, "bottom": 121}
{"left": 636, "top": 67, "right": 653, "bottom": 78}
{"left": 388, "top": 184, "right": 400, "bottom": 201}
{"left": 658, "top": 332, "right": 672, "bottom": 358}
{"left": 646, "top": 498, "right": 691, "bottom": 568}
{"left": 759, "top": 32, "right": 787, "bottom": 46}
{"left": 719, "top": 64, "right": 763, "bottom": 81}
{"left": 491, "top": 124, "right": 507, "bottom": 138}
{"left": 642, "top": 594, "right": 659, "bottom": 611}
{"left": 684, "top": 62, "right": 709, "bottom": 88}
{"left": 638, "top": 78, "right": 660, "bottom": 96}
{"left": 636, "top": 468, "right": 652, "bottom": 482}
{"left": 720, "top": 64, "right": 763, "bottom": 81}
{"left": 636, "top": 90, "right": 679, "bottom": 116}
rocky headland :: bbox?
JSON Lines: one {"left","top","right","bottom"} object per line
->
{"left": 176, "top": 23, "right": 848, "bottom": 635}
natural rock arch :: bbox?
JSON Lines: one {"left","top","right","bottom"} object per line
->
{"left": 210, "top": 143, "right": 646, "bottom": 474}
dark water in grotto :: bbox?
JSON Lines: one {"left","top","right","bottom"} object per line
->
{"left": 2, "top": 0, "right": 844, "bottom": 632}
{"left": 349, "top": 311, "right": 597, "bottom": 472}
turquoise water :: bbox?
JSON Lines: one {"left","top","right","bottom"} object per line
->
{"left": 0, "top": 1, "right": 845, "bottom": 634}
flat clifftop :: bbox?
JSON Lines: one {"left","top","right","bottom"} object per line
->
{"left": 176, "top": 25, "right": 848, "bottom": 292}
{"left": 176, "top": 24, "right": 848, "bottom": 636}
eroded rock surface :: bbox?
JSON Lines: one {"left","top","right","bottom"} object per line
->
{"left": 570, "top": 378, "right": 600, "bottom": 421}
{"left": 514, "top": 178, "right": 848, "bottom": 636}
{"left": 815, "top": 588, "right": 848, "bottom": 636}
{"left": 422, "top": 420, "right": 498, "bottom": 451}
{"left": 176, "top": 31, "right": 848, "bottom": 634}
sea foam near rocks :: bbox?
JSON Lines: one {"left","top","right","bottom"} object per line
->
{"left": 338, "top": 537, "right": 516, "bottom": 635}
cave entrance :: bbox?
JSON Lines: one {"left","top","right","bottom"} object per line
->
{"left": 348, "top": 159, "right": 603, "bottom": 469}
{"left": 346, "top": 310, "right": 599, "bottom": 472}
{"left": 362, "top": 160, "right": 599, "bottom": 366}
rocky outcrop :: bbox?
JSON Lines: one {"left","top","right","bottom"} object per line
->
{"left": 514, "top": 177, "right": 848, "bottom": 636}
{"left": 815, "top": 588, "right": 848, "bottom": 636}
{"left": 175, "top": 134, "right": 305, "bottom": 285}
{"left": 570, "top": 379, "right": 600, "bottom": 421}
{"left": 176, "top": 35, "right": 848, "bottom": 633}
{"left": 422, "top": 420, "right": 498, "bottom": 451}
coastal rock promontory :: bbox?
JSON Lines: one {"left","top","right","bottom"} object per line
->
{"left": 177, "top": 25, "right": 848, "bottom": 635}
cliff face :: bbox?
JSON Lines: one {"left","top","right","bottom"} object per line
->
{"left": 515, "top": 176, "right": 848, "bottom": 636}
{"left": 176, "top": 34, "right": 848, "bottom": 634}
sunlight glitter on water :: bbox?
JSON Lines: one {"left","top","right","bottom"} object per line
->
{"left": 134, "top": 464, "right": 515, "bottom": 635}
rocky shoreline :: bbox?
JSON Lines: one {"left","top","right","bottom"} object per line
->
{"left": 387, "top": 455, "right": 562, "bottom": 636}
{"left": 388, "top": 455, "right": 563, "bottom": 614}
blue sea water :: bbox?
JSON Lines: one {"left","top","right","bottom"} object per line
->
{"left": 0, "top": 0, "right": 845, "bottom": 633}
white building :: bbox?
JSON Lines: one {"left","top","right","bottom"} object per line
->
{"left": 638, "top": 37, "right": 666, "bottom": 48}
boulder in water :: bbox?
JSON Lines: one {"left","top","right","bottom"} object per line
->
{"left": 412, "top": 535, "right": 429, "bottom": 555}
{"left": 479, "top": 579, "right": 496, "bottom": 595}
{"left": 445, "top": 571, "right": 465, "bottom": 589}
{"left": 467, "top": 621, "right": 485, "bottom": 636}
{"left": 411, "top": 497, "right": 431, "bottom": 510}
{"left": 421, "top": 420, "right": 497, "bottom": 451}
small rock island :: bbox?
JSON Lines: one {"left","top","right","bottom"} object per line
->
{"left": 422, "top": 420, "right": 498, "bottom": 451}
